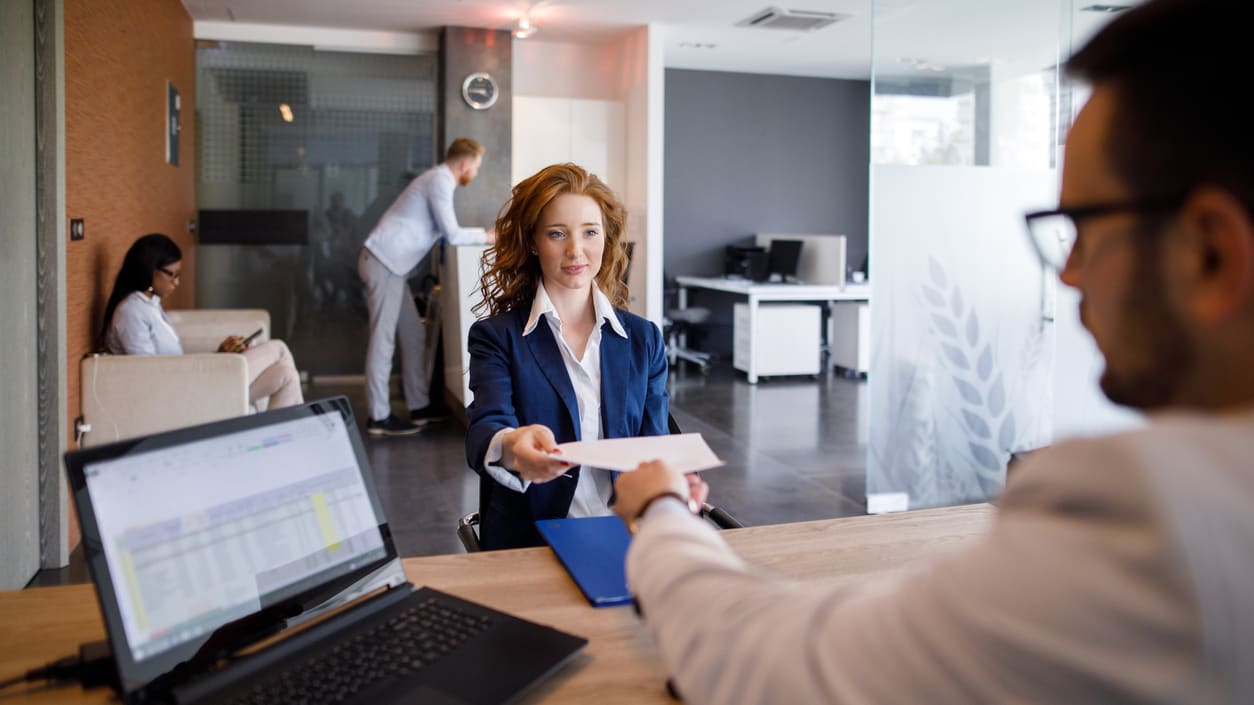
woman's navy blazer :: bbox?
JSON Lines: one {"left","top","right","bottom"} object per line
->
{"left": 465, "top": 305, "right": 669, "bottom": 549}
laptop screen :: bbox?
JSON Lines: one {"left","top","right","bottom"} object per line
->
{"left": 66, "top": 398, "right": 398, "bottom": 698}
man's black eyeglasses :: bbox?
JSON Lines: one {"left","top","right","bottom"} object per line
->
{"left": 1023, "top": 197, "right": 1183, "bottom": 269}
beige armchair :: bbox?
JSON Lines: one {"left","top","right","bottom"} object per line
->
{"left": 77, "top": 309, "right": 270, "bottom": 447}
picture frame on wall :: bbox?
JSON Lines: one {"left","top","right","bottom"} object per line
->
{"left": 166, "top": 80, "right": 180, "bottom": 166}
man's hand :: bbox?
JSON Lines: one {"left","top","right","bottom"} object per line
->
{"left": 217, "top": 335, "right": 247, "bottom": 354}
{"left": 613, "top": 460, "right": 709, "bottom": 524}
{"left": 501, "top": 425, "right": 571, "bottom": 483}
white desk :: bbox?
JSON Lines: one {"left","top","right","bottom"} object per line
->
{"left": 675, "top": 276, "right": 872, "bottom": 383}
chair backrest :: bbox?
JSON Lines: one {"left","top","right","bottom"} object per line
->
{"left": 166, "top": 308, "right": 270, "bottom": 354}
{"left": 79, "top": 353, "right": 250, "bottom": 447}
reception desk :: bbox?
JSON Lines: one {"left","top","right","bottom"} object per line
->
{"left": 439, "top": 244, "right": 488, "bottom": 419}
{"left": 0, "top": 505, "right": 993, "bottom": 704}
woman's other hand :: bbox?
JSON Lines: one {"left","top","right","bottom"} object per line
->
{"left": 501, "top": 424, "right": 572, "bottom": 483}
{"left": 217, "top": 335, "right": 247, "bottom": 353}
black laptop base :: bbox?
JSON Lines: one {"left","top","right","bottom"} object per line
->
{"left": 173, "top": 585, "right": 587, "bottom": 705}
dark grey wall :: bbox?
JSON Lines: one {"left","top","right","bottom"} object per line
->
{"left": 663, "top": 69, "right": 870, "bottom": 357}
{"left": 439, "top": 27, "right": 512, "bottom": 228}
{"left": 664, "top": 69, "right": 871, "bottom": 279}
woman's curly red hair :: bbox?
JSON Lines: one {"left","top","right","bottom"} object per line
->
{"left": 475, "top": 163, "right": 629, "bottom": 318}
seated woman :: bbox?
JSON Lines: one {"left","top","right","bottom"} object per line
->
{"left": 101, "top": 233, "right": 304, "bottom": 410}
{"left": 466, "top": 163, "right": 668, "bottom": 550}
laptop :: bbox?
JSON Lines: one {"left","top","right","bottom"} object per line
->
{"left": 64, "top": 397, "right": 587, "bottom": 705}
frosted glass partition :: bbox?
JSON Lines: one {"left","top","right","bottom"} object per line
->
{"left": 868, "top": 166, "right": 1055, "bottom": 506}
{"left": 865, "top": 0, "right": 1136, "bottom": 510}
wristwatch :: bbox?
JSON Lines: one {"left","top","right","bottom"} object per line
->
{"left": 629, "top": 491, "right": 700, "bottom": 533}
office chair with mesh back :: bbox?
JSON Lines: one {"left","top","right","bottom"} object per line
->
{"left": 457, "top": 413, "right": 742, "bottom": 552}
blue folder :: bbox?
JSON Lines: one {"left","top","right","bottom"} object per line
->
{"left": 535, "top": 516, "right": 634, "bottom": 608}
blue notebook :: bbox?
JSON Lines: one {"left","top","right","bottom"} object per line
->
{"left": 535, "top": 516, "right": 634, "bottom": 608}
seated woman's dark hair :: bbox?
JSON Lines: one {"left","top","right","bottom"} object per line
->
{"left": 100, "top": 233, "right": 182, "bottom": 346}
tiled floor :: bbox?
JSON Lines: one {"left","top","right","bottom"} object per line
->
{"left": 28, "top": 361, "right": 867, "bottom": 587}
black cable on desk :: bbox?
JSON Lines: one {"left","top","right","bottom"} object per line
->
{"left": 0, "top": 640, "right": 116, "bottom": 691}
{"left": 0, "top": 672, "right": 28, "bottom": 689}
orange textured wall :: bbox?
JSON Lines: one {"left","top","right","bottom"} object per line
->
{"left": 65, "top": 0, "right": 196, "bottom": 545}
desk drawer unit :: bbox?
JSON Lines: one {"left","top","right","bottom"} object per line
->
{"left": 828, "top": 302, "right": 870, "bottom": 375}
{"left": 733, "top": 303, "right": 821, "bottom": 377}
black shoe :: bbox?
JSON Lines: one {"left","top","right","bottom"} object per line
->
{"left": 366, "top": 414, "right": 421, "bottom": 437}
{"left": 410, "top": 405, "right": 450, "bottom": 425}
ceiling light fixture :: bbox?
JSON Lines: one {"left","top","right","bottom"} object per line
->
{"left": 513, "top": 14, "right": 538, "bottom": 39}
{"left": 278, "top": 103, "right": 294, "bottom": 123}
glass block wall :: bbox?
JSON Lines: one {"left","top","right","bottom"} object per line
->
{"left": 195, "top": 41, "right": 436, "bottom": 376}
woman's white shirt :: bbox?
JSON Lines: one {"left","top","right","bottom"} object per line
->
{"left": 484, "top": 282, "right": 628, "bottom": 518}
{"left": 105, "top": 291, "right": 184, "bottom": 356}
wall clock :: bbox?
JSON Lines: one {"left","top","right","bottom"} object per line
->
{"left": 462, "top": 72, "right": 499, "bottom": 110}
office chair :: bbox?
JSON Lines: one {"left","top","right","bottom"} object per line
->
{"left": 663, "top": 275, "right": 712, "bottom": 372}
{"left": 457, "top": 413, "right": 743, "bottom": 552}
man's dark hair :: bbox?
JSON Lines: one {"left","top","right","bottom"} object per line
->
{"left": 1067, "top": 0, "right": 1254, "bottom": 212}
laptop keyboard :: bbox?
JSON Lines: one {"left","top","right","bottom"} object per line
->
{"left": 228, "top": 595, "right": 494, "bottom": 705}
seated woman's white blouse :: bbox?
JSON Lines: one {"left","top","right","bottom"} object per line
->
{"left": 483, "top": 282, "right": 627, "bottom": 518}
{"left": 105, "top": 291, "right": 184, "bottom": 355}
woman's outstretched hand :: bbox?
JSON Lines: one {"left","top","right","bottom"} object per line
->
{"left": 502, "top": 424, "right": 573, "bottom": 483}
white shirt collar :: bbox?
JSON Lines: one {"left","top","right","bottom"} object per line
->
{"left": 133, "top": 290, "right": 162, "bottom": 308}
{"left": 523, "top": 282, "right": 628, "bottom": 339}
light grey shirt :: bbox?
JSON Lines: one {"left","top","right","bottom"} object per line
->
{"left": 484, "top": 283, "right": 627, "bottom": 517}
{"left": 362, "top": 163, "right": 487, "bottom": 277}
{"left": 105, "top": 291, "right": 183, "bottom": 356}
{"left": 627, "top": 408, "right": 1254, "bottom": 704}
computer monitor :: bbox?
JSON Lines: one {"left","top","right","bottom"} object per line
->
{"left": 767, "top": 239, "right": 803, "bottom": 282}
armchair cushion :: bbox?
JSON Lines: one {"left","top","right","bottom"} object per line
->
{"left": 166, "top": 309, "right": 270, "bottom": 354}
{"left": 79, "top": 353, "right": 250, "bottom": 447}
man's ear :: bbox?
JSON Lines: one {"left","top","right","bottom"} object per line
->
{"left": 1175, "top": 186, "right": 1254, "bottom": 323}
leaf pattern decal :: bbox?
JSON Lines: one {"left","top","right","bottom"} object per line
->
{"left": 918, "top": 257, "right": 1017, "bottom": 500}
{"left": 954, "top": 379, "right": 982, "bottom": 405}
{"left": 999, "top": 414, "right": 1017, "bottom": 450}
{"left": 962, "top": 410, "right": 991, "bottom": 439}
{"left": 977, "top": 345, "right": 993, "bottom": 382}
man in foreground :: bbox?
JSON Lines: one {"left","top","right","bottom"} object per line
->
{"left": 615, "top": 1, "right": 1254, "bottom": 701}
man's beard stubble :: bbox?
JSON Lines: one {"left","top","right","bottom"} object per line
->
{"left": 1097, "top": 233, "right": 1194, "bottom": 410}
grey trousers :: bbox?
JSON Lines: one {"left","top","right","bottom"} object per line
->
{"left": 358, "top": 248, "right": 429, "bottom": 421}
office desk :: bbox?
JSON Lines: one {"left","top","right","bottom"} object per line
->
{"left": 675, "top": 276, "right": 872, "bottom": 383}
{"left": 0, "top": 504, "right": 992, "bottom": 704}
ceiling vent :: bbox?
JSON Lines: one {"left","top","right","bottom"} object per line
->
{"left": 735, "top": 7, "right": 848, "bottom": 31}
